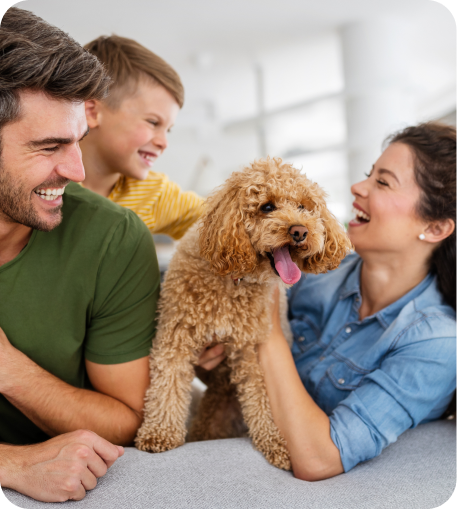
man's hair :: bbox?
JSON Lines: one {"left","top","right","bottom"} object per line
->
{"left": 0, "top": 7, "right": 111, "bottom": 133}
{"left": 84, "top": 35, "right": 184, "bottom": 109}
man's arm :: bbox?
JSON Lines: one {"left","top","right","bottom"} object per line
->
{"left": 0, "top": 326, "right": 149, "bottom": 445}
{"left": 0, "top": 429, "right": 123, "bottom": 502}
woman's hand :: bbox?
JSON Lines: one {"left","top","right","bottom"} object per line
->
{"left": 269, "top": 284, "right": 285, "bottom": 341}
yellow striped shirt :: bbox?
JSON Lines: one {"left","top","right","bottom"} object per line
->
{"left": 107, "top": 172, "right": 204, "bottom": 240}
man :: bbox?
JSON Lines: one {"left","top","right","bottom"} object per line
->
{"left": 0, "top": 7, "right": 160, "bottom": 502}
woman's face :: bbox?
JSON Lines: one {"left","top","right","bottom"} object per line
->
{"left": 348, "top": 142, "right": 426, "bottom": 255}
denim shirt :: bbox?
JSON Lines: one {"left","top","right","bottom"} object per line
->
{"left": 289, "top": 253, "right": 456, "bottom": 472}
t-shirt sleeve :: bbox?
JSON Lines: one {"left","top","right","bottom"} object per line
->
{"left": 329, "top": 317, "right": 456, "bottom": 472}
{"left": 151, "top": 179, "right": 204, "bottom": 240}
{"left": 84, "top": 210, "right": 160, "bottom": 364}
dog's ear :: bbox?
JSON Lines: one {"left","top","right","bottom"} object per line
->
{"left": 199, "top": 185, "right": 257, "bottom": 277}
{"left": 301, "top": 206, "right": 353, "bottom": 274}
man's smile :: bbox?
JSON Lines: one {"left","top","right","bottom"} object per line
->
{"left": 34, "top": 186, "right": 66, "bottom": 203}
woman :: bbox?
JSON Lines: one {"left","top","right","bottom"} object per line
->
{"left": 199, "top": 122, "right": 456, "bottom": 481}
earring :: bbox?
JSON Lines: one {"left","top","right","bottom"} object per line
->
{"left": 419, "top": 234, "right": 425, "bottom": 240}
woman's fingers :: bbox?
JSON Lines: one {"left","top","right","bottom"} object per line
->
{"left": 268, "top": 284, "right": 283, "bottom": 336}
{"left": 271, "top": 284, "right": 280, "bottom": 312}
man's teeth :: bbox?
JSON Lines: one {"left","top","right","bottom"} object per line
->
{"left": 35, "top": 187, "right": 65, "bottom": 201}
{"left": 352, "top": 207, "right": 371, "bottom": 222}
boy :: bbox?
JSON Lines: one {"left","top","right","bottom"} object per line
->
{"left": 81, "top": 35, "right": 225, "bottom": 370}
{"left": 80, "top": 35, "right": 203, "bottom": 239}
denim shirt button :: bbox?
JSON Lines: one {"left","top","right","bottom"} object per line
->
{"left": 338, "top": 378, "right": 345, "bottom": 384}
{"left": 345, "top": 327, "right": 352, "bottom": 334}
{"left": 319, "top": 356, "right": 325, "bottom": 361}
{"left": 298, "top": 336, "right": 305, "bottom": 342}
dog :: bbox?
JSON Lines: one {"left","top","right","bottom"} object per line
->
{"left": 135, "top": 157, "right": 352, "bottom": 470}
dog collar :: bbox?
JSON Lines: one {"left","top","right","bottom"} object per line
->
{"left": 231, "top": 276, "right": 243, "bottom": 286}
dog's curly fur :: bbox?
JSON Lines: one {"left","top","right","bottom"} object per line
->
{"left": 135, "top": 158, "right": 352, "bottom": 469}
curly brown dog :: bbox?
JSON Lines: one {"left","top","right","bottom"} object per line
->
{"left": 135, "top": 157, "right": 352, "bottom": 470}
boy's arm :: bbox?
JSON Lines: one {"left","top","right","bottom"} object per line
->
{"left": 151, "top": 179, "right": 204, "bottom": 239}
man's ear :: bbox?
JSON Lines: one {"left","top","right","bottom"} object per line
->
{"left": 85, "top": 100, "right": 102, "bottom": 129}
{"left": 423, "top": 218, "right": 455, "bottom": 243}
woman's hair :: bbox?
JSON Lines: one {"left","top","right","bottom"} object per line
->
{"left": 387, "top": 122, "right": 456, "bottom": 311}
{"left": 84, "top": 35, "right": 184, "bottom": 109}
{"left": 0, "top": 8, "right": 110, "bottom": 134}
{"left": 387, "top": 123, "right": 456, "bottom": 419}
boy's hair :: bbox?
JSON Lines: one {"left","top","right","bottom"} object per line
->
{"left": 84, "top": 35, "right": 184, "bottom": 109}
{"left": 0, "top": 7, "right": 110, "bottom": 134}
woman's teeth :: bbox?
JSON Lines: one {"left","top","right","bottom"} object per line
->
{"left": 352, "top": 207, "right": 371, "bottom": 223}
{"left": 35, "top": 187, "right": 65, "bottom": 201}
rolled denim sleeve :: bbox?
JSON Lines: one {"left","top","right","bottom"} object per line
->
{"left": 329, "top": 321, "right": 456, "bottom": 472}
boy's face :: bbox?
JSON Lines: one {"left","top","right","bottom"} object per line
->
{"left": 84, "top": 79, "right": 180, "bottom": 180}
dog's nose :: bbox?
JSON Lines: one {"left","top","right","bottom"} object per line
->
{"left": 289, "top": 225, "right": 308, "bottom": 243}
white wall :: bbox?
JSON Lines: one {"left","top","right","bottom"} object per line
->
{"left": 17, "top": 0, "right": 456, "bottom": 223}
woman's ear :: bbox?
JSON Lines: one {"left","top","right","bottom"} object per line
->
{"left": 85, "top": 100, "right": 102, "bottom": 129}
{"left": 199, "top": 186, "right": 257, "bottom": 277}
{"left": 301, "top": 207, "right": 353, "bottom": 274}
{"left": 423, "top": 218, "right": 455, "bottom": 243}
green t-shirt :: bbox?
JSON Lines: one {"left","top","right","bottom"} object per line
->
{"left": 0, "top": 183, "right": 160, "bottom": 445}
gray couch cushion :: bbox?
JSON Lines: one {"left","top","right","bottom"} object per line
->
{"left": 3, "top": 420, "right": 455, "bottom": 509}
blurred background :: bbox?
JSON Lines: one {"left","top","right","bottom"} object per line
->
{"left": 13, "top": 0, "right": 456, "bottom": 234}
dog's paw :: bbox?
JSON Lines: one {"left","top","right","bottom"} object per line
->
{"left": 252, "top": 432, "right": 292, "bottom": 471}
{"left": 135, "top": 425, "right": 186, "bottom": 453}
{"left": 263, "top": 442, "right": 292, "bottom": 471}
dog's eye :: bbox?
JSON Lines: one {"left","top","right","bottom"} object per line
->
{"left": 260, "top": 202, "right": 276, "bottom": 213}
{"left": 298, "top": 204, "right": 304, "bottom": 210}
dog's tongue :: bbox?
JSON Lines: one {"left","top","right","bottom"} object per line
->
{"left": 273, "top": 246, "right": 301, "bottom": 285}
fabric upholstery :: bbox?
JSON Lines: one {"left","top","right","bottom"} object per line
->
{"left": 3, "top": 420, "right": 455, "bottom": 509}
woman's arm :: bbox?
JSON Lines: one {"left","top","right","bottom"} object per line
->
{"left": 258, "top": 286, "right": 343, "bottom": 481}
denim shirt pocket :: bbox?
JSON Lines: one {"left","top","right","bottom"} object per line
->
{"left": 328, "top": 361, "right": 368, "bottom": 391}
{"left": 291, "top": 317, "right": 321, "bottom": 355}
{"left": 315, "top": 361, "right": 369, "bottom": 413}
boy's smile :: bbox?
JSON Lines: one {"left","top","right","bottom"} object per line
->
{"left": 138, "top": 150, "right": 159, "bottom": 167}
{"left": 81, "top": 77, "right": 180, "bottom": 187}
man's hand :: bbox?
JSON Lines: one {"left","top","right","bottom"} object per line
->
{"left": 0, "top": 430, "right": 123, "bottom": 502}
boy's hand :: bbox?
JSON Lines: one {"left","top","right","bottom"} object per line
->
{"left": 0, "top": 430, "right": 124, "bottom": 502}
{"left": 197, "top": 342, "right": 225, "bottom": 371}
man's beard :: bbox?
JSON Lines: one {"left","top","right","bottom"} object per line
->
{"left": 0, "top": 161, "right": 66, "bottom": 233}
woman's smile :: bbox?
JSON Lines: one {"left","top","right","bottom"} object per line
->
{"left": 349, "top": 203, "right": 371, "bottom": 227}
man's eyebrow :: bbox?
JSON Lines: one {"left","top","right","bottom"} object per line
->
{"left": 27, "top": 137, "right": 73, "bottom": 148}
{"left": 27, "top": 127, "right": 90, "bottom": 148}
{"left": 377, "top": 168, "right": 400, "bottom": 184}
